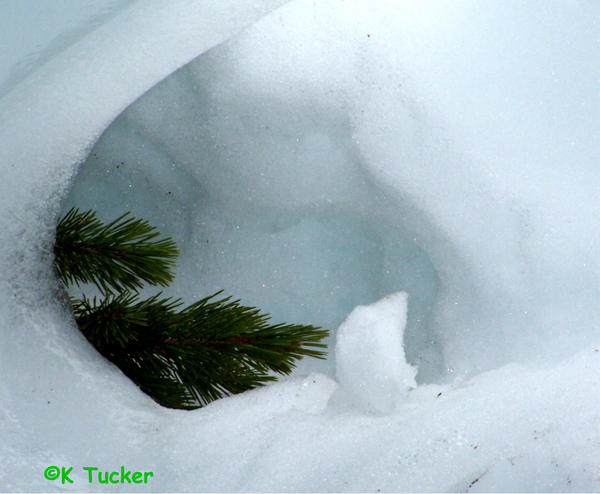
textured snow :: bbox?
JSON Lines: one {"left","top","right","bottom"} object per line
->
{"left": 64, "top": 75, "right": 441, "bottom": 376}
{"left": 0, "top": 0, "right": 136, "bottom": 97}
{"left": 1, "top": 0, "right": 600, "bottom": 491}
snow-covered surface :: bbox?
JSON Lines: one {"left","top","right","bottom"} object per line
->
{"left": 0, "top": 0, "right": 137, "bottom": 98}
{"left": 1, "top": 0, "right": 599, "bottom": 491}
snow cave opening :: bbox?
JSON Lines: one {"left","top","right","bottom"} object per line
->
{"left": 61, "top": 47, "right": 442, "bottom": 381}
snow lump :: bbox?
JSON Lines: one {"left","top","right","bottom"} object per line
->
{"left": 335, "top": 292, "right": 416, "bottom": 414}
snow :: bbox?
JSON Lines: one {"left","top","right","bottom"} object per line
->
{"left": 0, "top": 0, "right": 136, "bottom": 98}
{"left": 335, "top": 293, "right": 416, "bottom": 414}
{"left": 1, "top": 0, "right": 600, "bottom": 491}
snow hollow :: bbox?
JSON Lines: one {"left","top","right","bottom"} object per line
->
{"left": 1, "top": 0, "right": 600, "bottom": 491}
{"left": 63, "top": 38, "right": 441, "bottom": 379}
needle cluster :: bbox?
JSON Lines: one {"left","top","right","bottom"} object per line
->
{"left": 55, "top": 208, "right": 328, "bottom": 409}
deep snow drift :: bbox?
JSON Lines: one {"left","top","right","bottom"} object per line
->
{"left": 1, "top": 0, "right": 599, "bottom": 491}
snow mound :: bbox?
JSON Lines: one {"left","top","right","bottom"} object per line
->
{"left": 335, "top": 292, "right": 416, "bottom": 414}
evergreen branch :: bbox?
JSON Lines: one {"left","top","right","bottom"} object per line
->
{"left": 56, "top": 207, "right": 330, "bottom": 409}
{"left": 54, "top": 208, "right": 179, "bottom": 294}
{"left": 73, "top": 291, "right": 329, "bottom": 409}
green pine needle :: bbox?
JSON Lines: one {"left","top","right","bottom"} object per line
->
{"left": 56, "top": 207, "right": 330, "bottom": 410}
{"left": 54, "top": 208, "right": 179, "bottom": 294}
{"left": 73, "top": 291, "right": 328, "bottom": 409}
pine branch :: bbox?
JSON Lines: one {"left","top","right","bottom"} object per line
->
{"left": 56, "top": 207, "right": 330, "bottom": 409}
{"left": 72, "top": 291, "right": 329, "bottom": 409}
{"left": 54, "top": 208, "right": 178, "bottom": 295}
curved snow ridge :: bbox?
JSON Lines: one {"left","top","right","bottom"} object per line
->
{"left": 0, "top": 1, "right": 290, "bottom": 308}
{"left": 0, "top": 0, "right": 289, "bottom": 218}
{"left": 0, "top": 2, "right": 288, "bottom": 489}
{"left": 0, "top": 0, "right": 138, "bottom": 98}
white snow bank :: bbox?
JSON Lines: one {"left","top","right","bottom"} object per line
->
{"left": 0, "top": 0, "right": 289, "bottom": 490}
{"left": 342, "top": 0, "right": 600, "bottom": 375}
{"left": 1, "top": 0, "right": 600, "bottom": 491}
{"left": 0, "top": 0, "right": 136, "bottom": 97}
{"left": 336, "top": 293, "right": 416, "bottom": 414}
{"left": 163, "top": 347, "right": 600, "bottom": 492}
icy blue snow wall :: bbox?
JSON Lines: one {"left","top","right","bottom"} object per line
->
{"left": 64, "top": 42, "right": 442, "bottom": 380}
